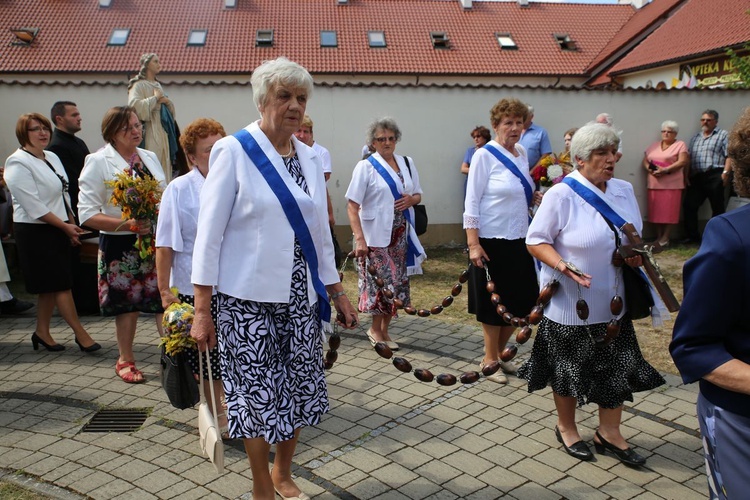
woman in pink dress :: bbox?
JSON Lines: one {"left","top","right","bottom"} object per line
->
{"left": 642, "top": 120, "right": 689, "bottom": 247}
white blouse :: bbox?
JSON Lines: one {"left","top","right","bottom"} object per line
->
{"left": 463, "top": 141, "right": 533, "bottom": 240}
{"left": 155, "top": 168, "right": 206, "bottom": 295}
{"left": 4, "top": 149, "right": 71, "bottom": 224}
{"left": 526, "top": 170, "right": 643, "bottom": 325}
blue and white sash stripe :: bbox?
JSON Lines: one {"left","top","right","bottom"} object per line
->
{"left": 483, "top": 144, "right": 534, "bottom": 207}
{"left": 233, "top": 129, "right": 331, "bottom": 324}
{"left": 367, "top": 155, "right": 421, "bottom": 268}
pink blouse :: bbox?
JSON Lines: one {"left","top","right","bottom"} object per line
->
{"left": 645, "top": 140, "right": 688, "bottom": 190}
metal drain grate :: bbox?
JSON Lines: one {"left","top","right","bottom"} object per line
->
{"left": 81, "top": 408, "right": 150, "bottom": 433}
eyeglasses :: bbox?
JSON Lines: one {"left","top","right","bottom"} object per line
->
{"left": 27, "top": 126, "right": 50, "bottom": 133}
{"left": 121, "top": 122, "right": 143, "bottom": 133}
{"left": 374, "top": 136, "right": 396, "bottom": 143}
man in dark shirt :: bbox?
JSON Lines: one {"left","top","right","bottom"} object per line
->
{"left": 47, "top": 101, "right": 90, "bottom": 220}
{"left": 47, "top": 101, "right": 98, "bottom": 314}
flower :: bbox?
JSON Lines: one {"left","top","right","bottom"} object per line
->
{"left": 105, "top": 154, "right": 163, "bottom": 260}
{"left": 530, "top": 153, "right": 573, "bottom": 187}
{"left": 160, "top": 297, "right": 197, "bottom": 356}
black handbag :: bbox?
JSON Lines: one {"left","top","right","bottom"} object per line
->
{"left": 160, "top": 345, "right": 200, "bottom": 409}
{"left": 403, "top": 156, "right": 428, "bottom": 235}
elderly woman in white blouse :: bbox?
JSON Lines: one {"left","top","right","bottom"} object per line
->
{"left": 464, "top": 98, "right": 542, "bottom": 384}
{"left": 78, "top": 106, "right": 167, "bottom": 384}
{"left": 520, "top": 122, "right": 664, "bottom": 465}
{"left": 4, "top": 112, "right": 97, "bottom": 353}
{"left": 346, "top": 117, "right": 427, "bottom": 351}
{"left": 156, "top": 117, "right": 227, "bottom": 433}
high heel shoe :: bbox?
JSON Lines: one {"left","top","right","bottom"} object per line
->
{"left": 594, "top": 430, "right": 646, "bottom": 466}
{"left": 31, "top": 332, "right": 65, "bottom": 352}
{"left": 555, "top": 426, "right": 593, "bottom": 461}
{"left": 74, "top": 337, "right": 101, "bottom": 353}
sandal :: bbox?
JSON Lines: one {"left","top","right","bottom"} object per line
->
{"left": 217, "top": 411, "right": 230, "bottom": 440}
{"left": 115, "top": 360, "right": 145, "bottom": 384}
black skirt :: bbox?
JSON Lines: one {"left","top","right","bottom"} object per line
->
{"left": 14, "top": 222, "right": 72, "bottom": 294}
{"left": 467, "top": 237, "right": 538, "bottom": 326}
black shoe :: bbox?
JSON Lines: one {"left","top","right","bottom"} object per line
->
{"left": 0, "top": 298, "right": 34, "bottom": 314}
{"left": 594, "top": 430, "right": 646, "bottom": 467}
{"left": 31, "top": 332, "right": 65, "bottom": 352}
{"left": 75, "top": 337, "right": 102, "bottom": 353}
{"left": 555, "top": 426, "right": 593, "bottom": 461}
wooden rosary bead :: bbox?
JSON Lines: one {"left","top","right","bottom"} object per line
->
{"left": 403, "top": 306, "right": 417, "bottom": 315}
{"left": 414, "top": 368, "right": 434, "bottom": 383}
{"left": 605, "top": 319, "right": 621, "bottom": 341}
{"left": 436, "top": 373, "right": 458, "bottom": 386}
{"left": 417, "top": 309, "right": 431, "bottom": 317}
{"left": 393, "top": 298, "right": 404, "bottom": 309}
{"left": 451, "top": 283, "right": 463, "bottom": 296}
{"left": 430, "top": 305, "right": 443, "bottom": 315}
{"left": 610, "top": 295, "right": 623, "bottom": 315}
{"left": 486, "top": 281, "right": 496, "bottom": 293}
{"left": 481, "top": 360, "right": 501, "bottom": 376}
{"left": 528, "top": 305, "right": 544, "bottom": 325}
{"left": 441, "top": 296, "right": 454, "bottom": 308}
{"left": 459, "top": 371, "right": 480, "bottom": 384}
{"left": 496, "top": 304, "right": 507, "bottom": 316}
{"left": 324, "top": 360, "right": 334, "bottom": 370}
{"left": 325, "top": 350, "right": 338, "bottom": 364}
{"left": 500, "top": 344, "right": 518, "bottom": 362}
{"left": 339, "top": 271, "right": 344, "bottom": 282}
{"left": 510, "top": 317, "right": 521, "bottom": 327}
{"left": 576, "top": 299, "right": 590, "bottom": 320}
{"left": 328, "top": 333, "right": 341, "bottom": 351}
{"left": 367, "top": 264, "right": 377, "bottom": 275}
{"left": 611, "top": 249, "right": 624, "bottom": 268}
{"left": 459, "top": 269, "right": 470, "bottom": 283}
{"left": 502, "top": 312, "right": 514, "bottom": 324}
{"left": 393, "top": 357, "right": 412, "bottom": 373}
{"left": 490, "top": 293, "right": 502, "bottom": 306}
{"left": 516, "top": 326, "right": 532, "bottom": 344}
{"left": 374, "top": 342, "right": 393, "bottom": 359}
{"left": 375, "top": 277, "right": 385, "bottom": 288}
{"left": 383, "top": 289, "right": 393, "bottom": 299}
{"left": 537, "top": 280, "right": 560, "bottom": 305}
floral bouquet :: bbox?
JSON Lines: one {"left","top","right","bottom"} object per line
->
{"left": 531, "top": 153, "right": 572, "bottom": 190}
{"left": 105, "top": 154, "right": 162, "bottom": 260}
{"left": 160, "top": 297, "right": 197, "bottom": 355}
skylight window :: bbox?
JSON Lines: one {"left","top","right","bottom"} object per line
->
{"left": 188, "top": 29, "right": 207, "bottom": 46}
{"left": 321, "top": 30, "right": 338, "bottom": 47}
{"left": 10, "top": 27, "right": 40, "bottom": 45}
{"left": 256, "top": 29, "right": 274, "bottom": 47}
{"left": 368, "top": 31, "right": 386, "bottom": 48}
{"left": 430, "top": 32, "right": 450, "bottom": 49}
{"left": 496, "top": 33, "right": 517, "bottom": 50}
{"left": 107, "top": 28, "right": 130, "bottom": 46}
{"left": 554, "top": 33, "right": 577, "bottom": 51}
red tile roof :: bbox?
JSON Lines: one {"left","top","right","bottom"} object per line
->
{"left": 2, "top": 0, "right": 637, "bottom": 77}
{"left": 608, "top": 0, "right": 750, "bottom": 75}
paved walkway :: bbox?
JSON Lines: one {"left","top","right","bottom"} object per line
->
{"left": 0, "top": 312, "right": 708, "bottom": 499}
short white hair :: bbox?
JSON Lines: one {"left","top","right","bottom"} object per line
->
{"left": 250, "top": 57, "right": 313, "bottom": 113}
{"left": 571, "top": 122, "right": 620, "bottom": 162}
{"left": 661, "top": 120, "right": 679, "bottom": 134}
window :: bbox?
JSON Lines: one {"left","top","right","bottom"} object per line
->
{"left": 10, "top": 28, "right": 39, "bottom": 45}
{"left": 554, "top": 33, "right": 577, "bottom": 51}
{"left": 108, "top": 28, "right": 130, "bottom": 46}
{"left": 320, "top": 30, "right": 338, "bottom": 47}
{"left": 224, "top": 0, "right": 237, "bottom": 8}
{"left": 495, "top": 33, "right": 517, "bottom": 50}
{"left": 187, "top": 29, "right": 207, "bottom": 46}
{"left": 256, "top": 29, "right": 274, "bottom": 47}
{"left": 430, "top": 32, "right": 450, "bottom": 49}
{"left": 98, "top": 0, "right": 113, "bottom": 7}
{"left": 368, "top": 31, "right": 386, "bottom": 48}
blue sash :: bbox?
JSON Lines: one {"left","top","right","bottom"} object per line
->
{"left": 483, "top": 144, "right": 533, "bottom": 206}
{"left": 233, "top": 129, "right": 331, "bottom": 324}
{"left": 367, "top": 155, "right": 421, "bottom": 267}
{"left": 562, "top": 176, "right": 651, "bottom": 284}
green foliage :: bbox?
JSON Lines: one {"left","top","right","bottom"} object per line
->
{"left": 726, "top": 42, "right": 750, "bottom": 88}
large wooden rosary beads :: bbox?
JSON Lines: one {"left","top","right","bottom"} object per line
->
{"left": 330, "top": 251, "right": 561, "bottom": 385}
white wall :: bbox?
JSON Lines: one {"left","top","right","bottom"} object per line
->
{"left": 1, "top": 79, "right": 748, "bottom": 244}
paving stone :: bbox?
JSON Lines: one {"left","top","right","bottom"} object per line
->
{"left": 88, "top": 478, "right": 134, "bottom": 499}
{"left": 414, "top": 437, "right": 460, "bottom": 460}
{"left": 549, "top": 476, "right": 611, "bottom": 500}
{"left": 67, "top": 470, "right": 117, "bottom": 494}
{"left": 338, "top": 447, "right": 391, "bottom": 472}
{"left": 508, "top": 457, "right": 566, "bottom": 486}
{"left": 344, "top": 476, "right": 391, "bottom": 499}
{"left": 396, "top": 477, "right": 443, "bottom": 500}
{"left": 413, "top": 458, "right": 462, "bottom": 485}
{"left": 311, "top": 458, "right": 354, "bottom": 480}
{"left": 644, "top": 476, "right": 705, "bottom": 500}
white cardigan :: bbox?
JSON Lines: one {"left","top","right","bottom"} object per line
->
{"left": 4, "top": 148, "right": 71, "bottom": 224}
{"left": 78, "top": 144, "right": 166, "bottom": 234}
{"left": 191, "top": 120, "right": 338, "bottom": 305}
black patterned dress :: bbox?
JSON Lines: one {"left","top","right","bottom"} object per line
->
{"left": 217, "top": 155, "right": 329, "bottom": 444}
